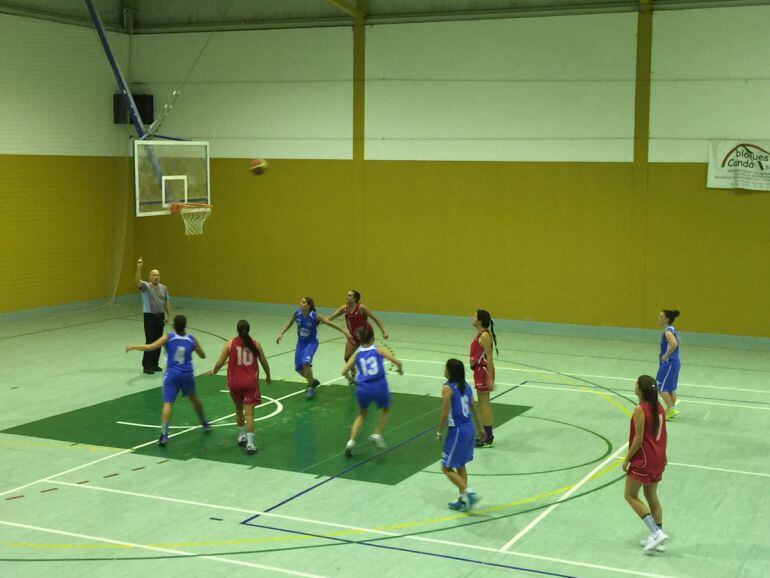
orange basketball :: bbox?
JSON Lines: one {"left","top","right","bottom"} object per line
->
{"left": 250, "top": 158, "right": 268, "bottom": 175}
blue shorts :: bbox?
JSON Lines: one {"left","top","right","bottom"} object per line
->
{"left": 656, "top": 359, "right": 680, "bottom": 393}
{"left": 162, "top": 371, "right": 195, "bottom": 403}
{"left": 355, "top": 380, "right": 391, "bottom": 410}
{"left": 442, "top": 425, "right": 475, "bottom": 469}
{"left": 295, "top": 340, "right": 319, "bottom": 371}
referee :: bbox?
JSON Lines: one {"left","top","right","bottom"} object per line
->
{"left": 135, "top": 257, "right": 171, "bottom": 374}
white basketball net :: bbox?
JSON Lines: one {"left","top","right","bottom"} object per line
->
{"left": 180, "top": 206, "right": 211, "bottom": 236}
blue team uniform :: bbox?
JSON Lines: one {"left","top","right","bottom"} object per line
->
{"left": 441, "top": 381, "right": 475, "bottom": 469}
{"left": 162, "top": 332, "right": 196, "bottom": 403}
{"left": 656, "top": 325, "right": 681, "bottom": 393}
{"left": 354, "top": 345, "right": 391, "bottom": 409}
{"left": 295, "top": 309, "right": 320, "bottom": 371}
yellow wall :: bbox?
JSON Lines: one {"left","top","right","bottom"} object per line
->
{"left": 132, "top": 158, "right": 770, "bottom": 337}
{"left": 2, "top": 155, "right": 766, "bottom": 337}
{"left": 0, "top": 154, "right": 134, "bottom": 313}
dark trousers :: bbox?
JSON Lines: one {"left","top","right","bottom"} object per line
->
{"left": 143, "top": 312, "right": 165, "bottom": 370}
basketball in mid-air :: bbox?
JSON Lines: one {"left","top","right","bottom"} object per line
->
{"left": 250, "top": 158, "right": 268, "bottom": 175}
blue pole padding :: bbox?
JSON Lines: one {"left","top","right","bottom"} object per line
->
{"left": 83, "top": 0, "right": 145, "bottom": 138}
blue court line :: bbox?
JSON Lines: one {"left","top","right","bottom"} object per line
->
{"left": 243, "top": 521, "right": 578, "bottom": 578}
{"left": 241, "top": 383, "right": 520, "bottom": 523}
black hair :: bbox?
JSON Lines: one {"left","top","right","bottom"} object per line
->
{"left": 173, "top": 315, "right": 187, "bottom": 335}
{"left": 236, "top": 319, "right": 259, "bottom": 356}
{"left": 356, "top": 326, "right": 374, "bottom": 344}
{"left": 304, "top": 297, "right": 316, "bottom": 312}
{"left": 350, "top": 290, "right": 361, "bottom": 302}
{"left": 662, "top": 309, "right": 680, "bottom": 325}
{"left": 446, "top": 358, "right": 467, "bottom": 395}
{"left": 476, "top": 309, "right": 499, "bottom": 355}
{"left": 637, "top": 375, "right": 660, "bottom": 435}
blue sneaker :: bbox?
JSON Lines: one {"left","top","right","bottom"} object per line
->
{"left": 461, "top": 492, "right": 480, "bottom": 512}
{"left": 201, "top": 421, "right": 212, "bottom": 432}
{"left": 305, "top": 387, "right": 315, "bottom": 399}
{"left": 448, "top": 498, "right": 465, "bottom": 511}
{"left": 158, "top": 433, "right": 168, "bottom": 446}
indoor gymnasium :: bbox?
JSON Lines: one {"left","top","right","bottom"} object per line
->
{"left": 1, "top": 1, "right": 769, "bottom": 577}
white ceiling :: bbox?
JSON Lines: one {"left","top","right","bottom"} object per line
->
{"left": 1, "top": 0, "right": 768, "bottom": 32}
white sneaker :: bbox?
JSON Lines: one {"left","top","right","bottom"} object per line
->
{"left": 237, "top": 434, "right": 247, "bottom": 447}
{"left": 640, "top": 538, "right": 666, "bottom": 552}
{"left": 368, "top": 433, "right": 387, "bottom": 449}
{"left": 643, "top": 531, "right": 668, "bottom": 554}
{"left": 344, "top": 439, "right": 355, "bottom": 457}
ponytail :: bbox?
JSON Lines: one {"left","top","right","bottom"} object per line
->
{"left": 476, "top": 309, "right": 499, "bottom": 355}
{"left": 663, "top": 309, "right": 680, "bottom": 325}
{"left": 236, "top": 319, "right": 259, "bottom": 357}
{"left": 637, "top": 375, "right": 660, "bottom": 435}
{"left": 304, "top": 297, "right": 316, "bottom": 312}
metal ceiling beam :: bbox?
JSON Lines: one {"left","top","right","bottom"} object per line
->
{"left": 0, "top": 0, "right": 123, "bottom": 31}
{"left": 327, "top": 0, "right": 365, "bottom": 20}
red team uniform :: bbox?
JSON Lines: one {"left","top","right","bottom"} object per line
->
{"left": 345, "top": 303, "right": 372, "bottom": 347}
{"left": 627, "top": 402, "right": 667, "bottom": 484}
{"left": 470, "top": 329, "right": 493, "bottom": 392}
{"left": 227, "top": 337, "right": 261, "bottom": 406}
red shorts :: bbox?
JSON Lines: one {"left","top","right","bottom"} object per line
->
{"left": 473, "top": 366, "right": 494, "bottom": 392}
{"left": 229, "top": 386, "right": 261, "bottom": 406}
{"left": 627, "top": 465, "right": 664, "bottom": 485}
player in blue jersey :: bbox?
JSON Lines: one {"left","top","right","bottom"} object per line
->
{"left": 436, "top": 358, "right": 481, "bottom": 512}
{"left": 276, "top": 297, "right": 350, "bottom": 399}
{"left": 342, "top": 326, "right": 403, "bottom": 456}
{"left": 657, "top": 309, "right": 682, "bottom": 419}
{"left": 126, "top": 315, "right": 210, "bottom": 446}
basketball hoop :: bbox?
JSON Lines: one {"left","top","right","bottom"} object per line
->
{"left": 170, "top": 202, "right": 212, "bottom": 236}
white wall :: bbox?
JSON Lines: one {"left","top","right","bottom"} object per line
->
{"left": 130, "top": 27, "right": 353, "bottom": 159}
{"left": 365, "top": 14, "right": 638, "bottom": 162}
{"left": 650, "top": 5, "right": 770, "bottom": 162}
{"left": 0, "top": 13, "right": 130, "bottom": 156}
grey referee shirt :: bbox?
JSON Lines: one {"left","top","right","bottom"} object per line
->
{"left": 140, "top": 281, "right": 169, "bottom": 314}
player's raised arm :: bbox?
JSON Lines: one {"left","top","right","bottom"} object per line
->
{"left": 126, "top": 334, "right": 168, "bottom": 353}
{"left": 318, "top": 314, "right": 351, "bottom": 340}
{"left": 377, "top": 346, "right": 403, "bottom": 375}
{"left": 276, "top": 314, "right": 296, "bottom": 344}
{"left": 360, "top": 305, "right": 389, "bottom": 339}
{"left": 325, "top": 305, "right": 346, "bottom": 322}
{"left": 135, "top": 257, "right": 144, "bottom": 288}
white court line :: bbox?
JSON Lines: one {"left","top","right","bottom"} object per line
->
{"left": 0, "top": 519, "right": 325, "bottom": 578}
{"left": 45, "top": 480, "right": 676, "bottom": 578}
{"left": 117, "top": 395, "right": 285, "bottom": 429}
{"left": 498, "top": 442, "right": 628, "bottom": 553}
{"left": 669, "top": 462, "right": 770, "bottom": 478}
{"left": 399, "top": 357, "right": 770, "bottom": 394}
{"left": 401, "top": 372, "right": 770, "bottom": 412}
{"left": 0, "top": 379, "right": 341, "bottom": 498}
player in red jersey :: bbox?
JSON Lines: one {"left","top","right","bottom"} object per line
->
{"left": 207, "top": 320, "right": 271, "bottom": 455}
{"left": 470, "top": 309, "right": 497, "bottom": 447}
{"left": 327, "top": 290, "right": 389, "bottom": 383}
{"left": 623, "top": 374, "right": 669, "bottom": 554}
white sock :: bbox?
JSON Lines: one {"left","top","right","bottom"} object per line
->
{"left": 238, "top": 426, "right": 246, "bottom": 437}
{"left": 642, "top": 514, "right": 660, "bottom": 534}
{"left": 346, "top": 439, "right": 355, "bottom": 448}
{"left": 246, "top": 432, "right": 254, "bottom": 445}
{"left": 161, "top": 421, "right": 169, "bottom": 435}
